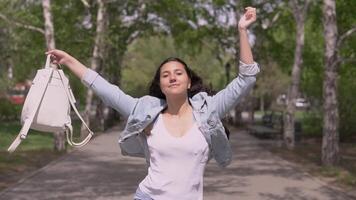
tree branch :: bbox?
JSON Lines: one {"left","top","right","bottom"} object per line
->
{"left": 126, "top": 30, "right": 141, "bottom": 45}
{"left": 338, "top": 57, "right": 356, "bottom": 65}
{"left": 80, "top": 0, "right": 90, "bottom": 8}
{"left": 337, "top": 26, "right": 356, "bottom": 48}
{"left": 0, "top": 13, "right": 45, "bottom": 34}
{"left": 303, "top": 0, "right": 311, "bottom": 15}
{"left": 290, "top": 0, "right": 310, "bottom": 22}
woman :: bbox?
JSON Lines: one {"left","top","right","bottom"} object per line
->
{"left": 47, "top": 6, "right": 259, "bottom": 200}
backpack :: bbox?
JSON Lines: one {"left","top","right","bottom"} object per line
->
{"left": 8, "top": 55, "right": 94, "bottom": 152}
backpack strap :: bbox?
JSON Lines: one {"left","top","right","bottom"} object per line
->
{"left": 57, "top": 69, "right": 94, "bottom": 147}
{"left": 8, "top": 67, "right": 54, "bottom": 153}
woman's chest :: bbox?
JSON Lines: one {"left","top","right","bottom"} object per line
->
{"left": 147, "top": 115, "right": 209, "bottom": 158}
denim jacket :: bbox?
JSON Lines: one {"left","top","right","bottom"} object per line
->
{"left": 82, "top": 61, "right": 260, "bottom": 168}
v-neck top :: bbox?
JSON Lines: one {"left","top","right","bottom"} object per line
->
{"left": 139, "top": 113, "right": 209, "bottom": 200}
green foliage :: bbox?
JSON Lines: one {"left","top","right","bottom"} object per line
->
{"left": 254, "top": 61, "right": 290, "bottom": 108}
{"left": 339, "top": 66, "right": 356, "bottom": 140}
{"left": 336, "top": 0, "right": 356, "bottom": 140}
{"left": 0, "top": 99, "right": 21, "bottom": 121}
{"left": 301, "top": 111, "right": 323, "bottom": 138}
{"left": 0, "top": 121, "right": 53, "bottom": 151}
{"left": 301, "top": 4, "right": 324, "bottom": 102}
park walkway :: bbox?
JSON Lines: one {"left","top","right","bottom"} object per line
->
{"left": 0, "top": 126, "right": 355, "bottom": 200}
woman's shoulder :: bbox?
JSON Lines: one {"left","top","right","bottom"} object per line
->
{"left": 128, "top": 95, "right": 165, "bottom": 117}
{"left": 192, "top": 91, "right": 209, "bottom": 100}
{"left": 190, "top": 92, "right": 213, "bottom": 108}
{"left": 137, "top": 95, "right": 165, "bottom": 106}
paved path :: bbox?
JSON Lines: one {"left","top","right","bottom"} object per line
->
{"left": 1, "top": 126, "right": 355, "bottom": 200}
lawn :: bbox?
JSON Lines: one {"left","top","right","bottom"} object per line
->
{"left": 0, "top": 122, "right": 54, "bottom": 151}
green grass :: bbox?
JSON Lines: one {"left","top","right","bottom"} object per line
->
{"left": 321, "top": 166, "right": 356, "bottom": 187}
{"left": 0, "top": 122, "right": 54, "bottom": 151}
{"left": 0, "top": 120, "right": 83, "bottom": 152}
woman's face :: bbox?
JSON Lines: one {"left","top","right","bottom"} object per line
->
{"left": 159, "top": 61, "right": 191, "bottom": 98}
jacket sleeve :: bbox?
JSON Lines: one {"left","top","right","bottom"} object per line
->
{"left": 211, "top": 61, "right": 260, "bottom": 119}
{"left": 81, "top": 69, "right": 138, "bottom": 119}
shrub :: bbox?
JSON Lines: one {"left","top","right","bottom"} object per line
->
{"left": 0, "top": 98, "right": 22, "bottom": 121}
{"left": 301, "top": 111, "right": 322, "bottom": 138}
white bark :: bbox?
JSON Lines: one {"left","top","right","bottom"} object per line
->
{"left": 42, "top": 0, "right": 65, "bottom": 151}
{"left": 321, "top": 0, "right": 339, "bottom": 166}
{"left": 0, "top": 13, "right": 45, "bottom": 34}
{"left": 7, "top": 57, "right": 13, "bottom": 80}
{"left": 42, "top": 0, "right": 55, "bottom": 50}
{"left": 283, "top": 0, "right": 310, "bottom": 150}
{"left": 81, "top": 0, "right": 108, "bottom": 138}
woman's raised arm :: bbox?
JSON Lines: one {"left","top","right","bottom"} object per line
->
{"left": 46, "top": 49, "right": 138, "bottom": 119}
{"left": 211, "top": 7, "right": 259, "bottom": 119}
{"left": 238, "top": 7, "right": 256, "bottom": 64}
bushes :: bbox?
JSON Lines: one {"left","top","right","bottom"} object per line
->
{"left": 339, "top": 69, "right": 356, "bottom": 141}
{"left": 0, "top": 98, "right": 22, "bottom": 121}
{"left": 301, "top": 111, "right": 323, "bottom": 138}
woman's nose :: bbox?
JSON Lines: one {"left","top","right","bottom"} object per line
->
{"left": 169, "top": 75, "right": 176, "bottom": 82}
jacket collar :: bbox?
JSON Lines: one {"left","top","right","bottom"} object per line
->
{"left": 189, "top": 97, "right": 206, "bottom": 111}
{"left": 159, "top": 97, "right": 206, "bottom": 111}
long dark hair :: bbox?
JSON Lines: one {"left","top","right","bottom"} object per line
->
{"left": 147, "top": 57, "right": 230, "bottom": 139}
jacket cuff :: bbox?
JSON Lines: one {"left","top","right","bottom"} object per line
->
{"left": 239, "top": 61, "right": 260, "bottom": 76}
{"left": 81, "top": 69, "right": 99, "bottom": 87}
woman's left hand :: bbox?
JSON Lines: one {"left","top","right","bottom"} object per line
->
{"left": 238, "top": 7, "right": 257, "bottom": 30}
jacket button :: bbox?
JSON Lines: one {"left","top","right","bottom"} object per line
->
{"left": 208, "top": 119, "right": 216, "bottom": 127}
{"left": 146, "top": 115, "right": 151, "bottom": 120}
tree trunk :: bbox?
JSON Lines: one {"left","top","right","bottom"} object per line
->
{"left": 284, "top": 21, "right": 304, "bottom": 148}
{"left": 42, "top": 0, "right": 65, "bottom": 151}
{"left": 7, "top": 56, "right": 13, "bottom": 80}
{"left": 81, "top": 0, "right": 108, "bottom": 138}
{"left": 321, "top": 0, "right": 339, "bottom": 166}
{"left": 102, "top": 61, "right": 122, "bottom": 129}
{"left": 42, "top": 0, "right": 55, "bottom": 52}
{"left": 284, "top": 0, "right": 309, "bottom": 149}
{"left": 232, "top": 2, "right": 243, "bottom": 126}
{"left": 246, "top": 94, "right": 255, "bottom": 124}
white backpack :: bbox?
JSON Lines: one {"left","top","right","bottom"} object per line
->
{"left": 8, "top": 55, "right": 94, "bottom": 152}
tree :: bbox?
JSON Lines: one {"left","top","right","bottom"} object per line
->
{"left": 283, "top": 0, "right": 311, "bottom": 149}
{"left": 321, "top": 0, "right": 356, "bottom": 166}
{"left": 42, "top": 0, "right": 67, "bottom": 151}
{"left": 80, "top": 0, "right": 108, "bottom": 138}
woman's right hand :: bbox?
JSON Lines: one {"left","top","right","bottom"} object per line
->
{"left": 45, "top": 49, "right": 75, "bottom": 66}
{"left": 46, "top": 49, "right": 88, "bottom": 79}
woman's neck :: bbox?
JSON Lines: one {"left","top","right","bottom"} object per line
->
{"left": 165, "top": 95, "right": 191, "bottom": 116}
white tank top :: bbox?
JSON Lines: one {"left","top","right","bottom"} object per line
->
{"left": 139, "top": 113, "right": 209, "bottom": 200}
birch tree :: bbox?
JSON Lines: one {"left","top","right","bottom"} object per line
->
{"left": 321, "top": 0, "right": 356, "bottom": 166}
{"left": 42, "top": 0, "right": 66, "bottom": 151}
{"left": 283, "top": 0, "right": 310, "bottom": 149}
{"left": 80, "top": 0, "right": 108, "bottom": 138}
{"left": 321, "top": 0, "right": 339, "bottom": 166}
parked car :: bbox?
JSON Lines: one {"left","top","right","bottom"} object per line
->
{"left": 295, "top": 98, "right": 310, "bottom": 109}
{"left": 276, "top": 94, "right": 310, "bottom": 109}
